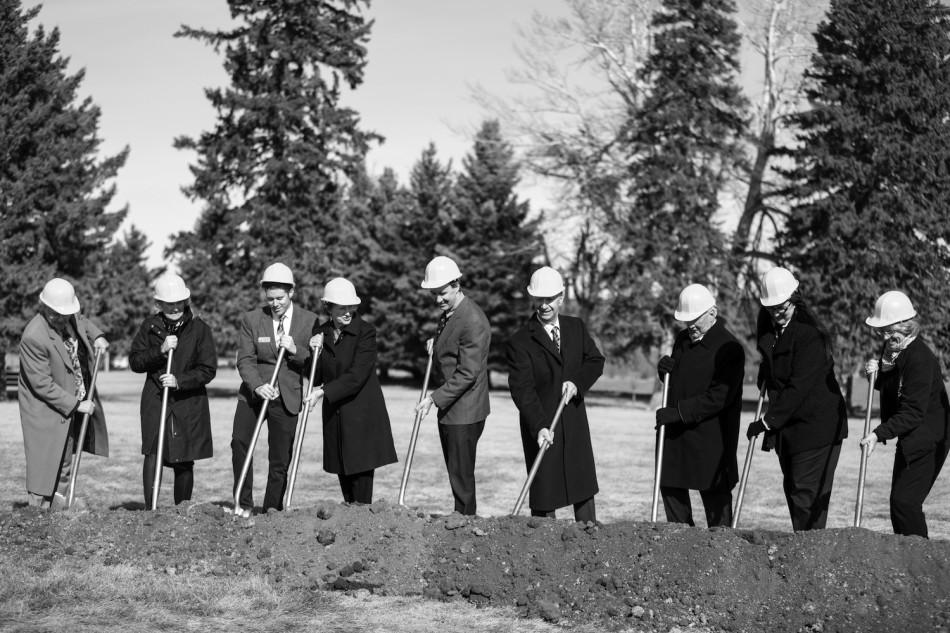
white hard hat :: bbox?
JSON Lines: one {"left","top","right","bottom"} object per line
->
{"left": 674, "top": 284, "right": 716, "bottom": 322}
{"left": 759, "top": 267, "right": 799, "bottom": 307}
{"left": 322, "top": 277, "right": 361, "bottom": 305}
{"left": 420, "top": 256, "right": 462, "bottom": 289}
{"left": 39, "top": 278, "right": 80, "bottom": 315}
{"left": 526, "top": 267, "right": 565, "bottom": 297}
{"left": 866, "top": 290, "right": 917, "bottom": 328}
{"left": 261, "top": 262, "right": 294, "bottom": 287}
{"left": 153, "top": 273, "right": 191, "bottom": 303}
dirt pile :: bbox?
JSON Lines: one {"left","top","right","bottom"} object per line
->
{"left": 3, "top": 501, "right": 949, "bottom": 632}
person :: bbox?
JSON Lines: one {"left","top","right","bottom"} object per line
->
{"left": 306, "top": 277, "right": 397, "bottom": 504}
{"left": 230, "top": 263, "right": 317, "bottom": 517}
{"left": 414, "top": 255, "right": 491, "bottom": 515}
{"left": 747, "top": 267, "right": 847, "bottom": 530}
{"left": 18, "top": 278, "right": 109, "bottom": 508}
{"left": 129, "top": 273, "right": 217, "bottom": 509}
{"left": 506, "top": 267, "right": 605, "bottom": 522}
{"left": 860, "top": 290, "right": 949, "bottom": 538}
{"left": 655, "top": 284, "right": 744, "bottom": 527}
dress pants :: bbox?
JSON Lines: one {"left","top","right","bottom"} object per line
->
{"left": 231, "top": 395, "right": 297, "bottom": 513}
{"left": 890, "top": 440, "right": 948, "bottom": 538}
{"left": 660, "top": 486, "right": 733, "bottom": 527}
{"left": 778, "top": 441, "right": 841, "bottom": 530}
{"left": 531, "top": 496, "right": 597, "bottom": 523}
{"left": 338, "top": 470, "right": 375, "bottom": 504}
{"left": 438, "top": 420, "right": 485, "bottom": 515}
{"left": 143, "top": 454, "right": 194, "bottom": 509}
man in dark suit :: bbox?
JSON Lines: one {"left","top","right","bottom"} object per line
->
{"left": 506, "top": 267, "right": 605, "bottom": 522}
{"left": 230, "top": 262, "right": 318, "bottom": 517}
{"left": 655, "top": 284, "right": 744, "bottom": 527}
{"left": 415, "top": 256, "right": 491, "bottom": 515}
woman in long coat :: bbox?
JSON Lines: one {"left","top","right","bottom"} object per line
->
{"left": 129, "top": 274, "right": 216, "bottom": 508}
{"left": 748, "top": 267, "right": 847, "bottom": 531}
{"left": 306, "top": 278, "right": 397, "bottom": 504}
{"left": 861, "top": 290, "right": 949, "bottom": 538}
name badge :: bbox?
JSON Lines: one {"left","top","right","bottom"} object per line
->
{"left": 257, "top": 336, "right": 271, "bottom": 343}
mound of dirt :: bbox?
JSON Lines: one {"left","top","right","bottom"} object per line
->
{"left": 3, "top": 501, "right": 950, "bottom": 632}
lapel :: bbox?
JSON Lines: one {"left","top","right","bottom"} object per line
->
{"left": 529, "top": 315, "right": 562, "bottom": 364}
{"left": 322, "top": 315, "right": 358, "bottom": 358}
{"left": 259, "top": 308, "right": 279, "bottom": 356}
{"left": 42, "top": 316, "right": 73, "bottom": 369}
{"left": 436, "top": 298, "right": 466, "bottom": 353}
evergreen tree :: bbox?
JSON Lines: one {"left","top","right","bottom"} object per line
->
{"left": 449, "top": 121, "right": 543, "bottom": 372}
{"left": 168, "top": 0, "right": 380, "bottom": 355}
{"left": 778, "top": 0, "right": 950, "bottom": 372}
{"left": 0, "top": 0, "right": 127, "bottom": 365}
{"left": 602, "top": 0, "right": 748, "bottom": 358}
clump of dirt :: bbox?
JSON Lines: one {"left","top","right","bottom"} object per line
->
{"left": 3, "top": 501, "right": 950, "bottom": 632}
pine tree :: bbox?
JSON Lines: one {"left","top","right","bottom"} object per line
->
{"left": 778, "top": 0, "right": 950, "bottom": 372}
{"left": 601, "top": 0, "right": 748, "bottom": 358}
{"left": 0, "top": 0, "right": 127, "bottom": 366}
{"left": 168, "top": 0, "right": 380, "bottom": 354}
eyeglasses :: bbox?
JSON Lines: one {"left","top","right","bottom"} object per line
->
{"left": 765, "top": 300, "right": 791, "bottom": 314}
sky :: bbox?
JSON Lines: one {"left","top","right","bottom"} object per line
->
{"left": 22, "top": 0, "right": 563, "bottom": 266}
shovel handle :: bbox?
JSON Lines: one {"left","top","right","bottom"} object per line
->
{"left": 650, "top": 374, "right": 671, "bottom": 522}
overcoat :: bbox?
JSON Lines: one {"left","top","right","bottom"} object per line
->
{"left": 311, "top": 315, "right": 397, "bottom": 475}
{"left": 661, "top": 319, "right": 744, "bottom": 490}
{"left": 506, "top": 314, "right": 605, "bottom": 511}
{"left": 757, "top": 307, "right": 847, "bottom": 454}
{"left": 236, "top": 305, "right": 318, "bottom": 415}
{"left": 873, "top": 337, "right": 950, "bottom": 462}
{"left": 128, "top": 309, "right": 217, "bottom": 462}
{"left": 430, "top": 296, "right": 491, "bottom": 426}
{"left": 18, "top": 312, "right": 108, "bottom": 496}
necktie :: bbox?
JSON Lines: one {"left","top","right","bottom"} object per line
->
{"left": 277, "top": 316, "right": 285, "bottom": 341}
{"left": 552, "top": 325, "right": 561, "bottom": 354}
{"left": 435, "top": 313, "right": 448, "bottom": 341}
{"left": 64, "top": 337, "right": 86, "bottom": 400}
{"left": 334, "top": 329, "right": 342, "bottom": 344}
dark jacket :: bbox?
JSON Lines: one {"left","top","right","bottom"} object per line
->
{"left": 129, "top": 309, "right": 217, "bottom": 461}
{"left": 756, "top": 303, "right": 847, "bottom": 454}
{"left": 430, "top": 295, "right": 491, "bottom": 426}
{"left": 873, "top": 337, "right": 950, "bottom": 462}
{"left": 507, "top": 314, "right": 605, "bottom": 511}
{"left": 312, "top": 315, "right": 397, "bottom": 475}
{"left": 662, "top": 319, "right": 744, "bottom": 490}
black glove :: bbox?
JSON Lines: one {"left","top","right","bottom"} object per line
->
{"left": 655, "top": 407, "right": 681, "bottom": 428}
{"left": 657, "top": 355, "right": 674, "bottom": 376}
{"left": 761, "top": 430, "right": 777, "bottom": 452}
{"left": 746, "top": 419, "right": 767, "bottom": 439}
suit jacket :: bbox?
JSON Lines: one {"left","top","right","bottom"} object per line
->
{"left": 430, "top": 295, "right": 491, "bottom": 426}
{"left": 236, "top": 304, "right": 318, "bottom": 415}
{"left": 311, "top": 314, "right": 397, "bottom": 475}
{"left": 506, "top": 314, "right": 605, "bottom": 510}
{"left": 757, "top": 308, "right": 847, "bottom": 454}
{"left": 18, "top": 312, "right": 108, "bottom": 496}
{"left": 873, "top": 337, "right": 950, "bottom": 462}
{"left": 661, "top": 319, "right": 744, "bottom": 490}
{"left": 129, "top": 309, "right": 217, "bottom": 461}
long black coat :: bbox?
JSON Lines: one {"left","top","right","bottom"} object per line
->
{"left": 312, "top": 314, "right": 397, "bottom": 475}
{"left": 507, "top": 314, "right": 605, "bottom": 511}
{"left": 662, "top": 319, "right": 744, "bottom": 490}
{"left": 129, "top": 310, "right": 217, "bottom": 461}
{"left": 757, "top": 306, "right": 847, "bottom": 454}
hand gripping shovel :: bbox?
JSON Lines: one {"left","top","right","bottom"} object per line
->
{"left": 232, "top": 347, "right": 286, "bottom": 515}
{"left": 397, "top": 338, "right": 434, "bottom": 506}
{"left": 284, "top": 342, "right": 322, "bottom": 509}
{"left": 854, "top": 369, "right": 878, "bottom": 528}
{"left": 65, "top": 347, "right": 105, "bottom": 509}
{"left": 510, "top": 392, "right": 571, "bottom": 516}
{"left": 731, "top": 390, "right": 766, "bottom": 528}
{"left": 150, "top": 349, "right": 174, "bottom": 509}
{"left": 650, "top": 374, "right": 671, "bottom": 522}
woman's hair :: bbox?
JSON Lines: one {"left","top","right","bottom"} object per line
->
{"left": 885, "top": 318, "right": 920, "bottom": 339}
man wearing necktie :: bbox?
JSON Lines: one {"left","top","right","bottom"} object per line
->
{"left": 415, "top": 256, "right": 491, "bottom": 515}
{"left": 506, "top": 267, "right": 605, "bottom": 522}
{"left": 229, "top": 263, "right": 317, "bottom": 517}
{"left": 18, "top": 278, "right": 110, "bottom": 509}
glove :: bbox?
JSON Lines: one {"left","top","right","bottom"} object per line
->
{"left": 761, "top": 430, "right": 777, "bottom": 452}
{"left": 746, "top": 419, "right": 767, "bottom": 439}
{"left": 657, "top": 355, "right": 674, "bottom": 376}
{"left": 655, "top": 407, "right": 681, "bottom": 428}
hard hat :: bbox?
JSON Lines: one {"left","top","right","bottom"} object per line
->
{"left": 39, "top": 278, "right": 80, "bottom": 315}
{"left": 420, "top": 256, "right": 462, "bottom": 289}
{"left": 866, "top": 290, "right": 917, "bottom": 328}
{"left": 526, "top": 266, "right": 565, "bottom": 297}
{"left": 322, "top": 277, "right": 361, "bottom": 305}
{"left": 759, "top": 267, "right": 799, "bottom": 307}
{"left": 153, "top": 273, "right": 191, "bottom": 303}
{"left": 673, "top": 284, "right": 715, "bottom": 322}
{"left": 261, "top": 262, "right": 294, "bottom": 287}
